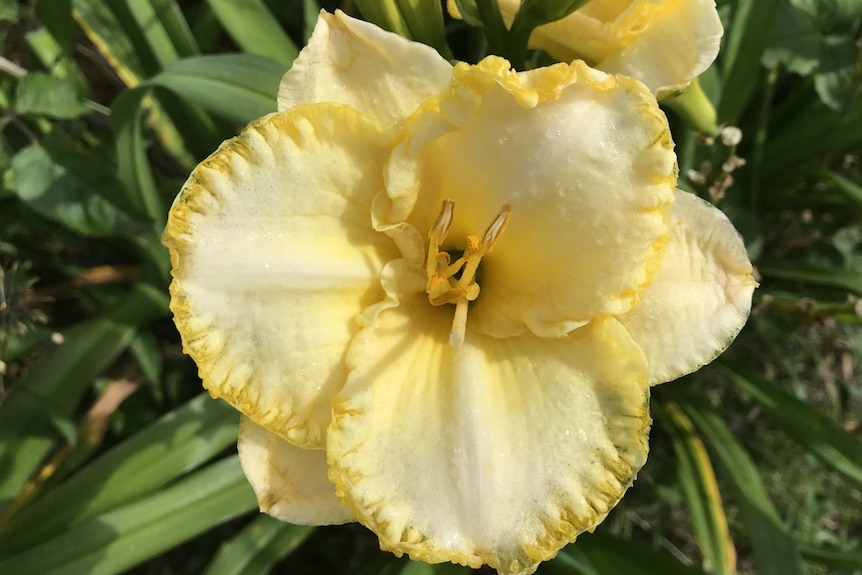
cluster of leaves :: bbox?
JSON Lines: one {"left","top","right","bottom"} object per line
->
{"left": 0, "top": 0, "right": 860, "bottom": 574}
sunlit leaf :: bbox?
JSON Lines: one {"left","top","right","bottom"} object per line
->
{"left": 205, "top": 0, "right": 298, "bottom": 66}
{"left": 14, "top": 73, "right": 89, "bottom": 119}
{"left": 0, "top": 393, "right": 238, "bottom": 556}
{"left": 203, "top": 515, "right": 314, "bottom": 575}
{"left": 0, "top": 457, "right": 255, "bottom": 575}
{"left": 145, "top": 54, "right": 283, "bottom": 124}
{"left": 655, "top": 399, "right": 736, "bottom": 575}
{"left": 671, "top": 388, "right": 803, "bottom": 575}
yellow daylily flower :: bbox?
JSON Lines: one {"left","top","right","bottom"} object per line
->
{"left": 163, "top": 11, "right": 755, "bottom": 575}
{"left": 457, "top": 0, "right": 724, "bottom": 98}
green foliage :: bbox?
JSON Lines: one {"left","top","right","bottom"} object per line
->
{"left": 0, "top": 0, "right": 860, "bottom": 574}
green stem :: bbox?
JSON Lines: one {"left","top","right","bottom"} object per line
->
{"left": 663, "top": 77, "right": 719, "bottom": 136}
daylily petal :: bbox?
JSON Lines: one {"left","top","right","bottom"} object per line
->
{"left": 597, "top": 0, "right": 723, "bottom": 97}
{"left": 381, "top": 57, "right": 676, "bottom": 337}
{"left": 164, "top": 104, "right": 399, "bottom": 448}
{"left": 328, "top": 291, "right": 650, "bottom": 575}
{"left": 238, "top": 415, "right": 354, "bottom": 525}
{"left": 617, "top": 190, "right": 756, "bottom": 385}
{"left": 495, "top": 0, "right": 723, "bottom": 97}
{"left": 278, "top": 10, "right": 452, "bottom": 124}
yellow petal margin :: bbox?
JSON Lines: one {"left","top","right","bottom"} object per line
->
{"left": 278, "top": 10, "right": 452, "bottom": 124}
{"left": 383, "top": 57, "right": 676, "bottom": 337}
{"left": 163, "top": 104, "right": 399, "bottom": 448}
{"left": 328, "top": 292, "right": 651, "bottom": 575}
{"left": 617, "top": 190, "right": 756, "bottom": 385}
{"left": 238, "top": 416, "right": 354, "bottom": 525}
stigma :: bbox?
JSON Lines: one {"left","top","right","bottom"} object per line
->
{"left": 425, "top": 200, "right": 511, "bottom": 349}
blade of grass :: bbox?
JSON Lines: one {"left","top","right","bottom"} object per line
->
{"left": 716, "top": 361, "right": 862, "bottom": 489}
{"left": 203, "top": 515, "right": 314, "bottom": 575}
{"left": 0, "top": 456, "right": 256, "bottom": 575}
{"left": 670, "top": 388, "right": 802, "bottom": 575}
{"left": 204, "top": 0, "right": 298, "bottom": 67}
{"left": 0, "top": 393, "right": 238, "bottom": 556}
{"left": 655, "top": 399, "right": 736, "bottom": 575}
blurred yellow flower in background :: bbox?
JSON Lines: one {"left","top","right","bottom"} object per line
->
{"left": 163, "top": 10, "right": 753, "bottom": 575}
{"left": 457, "top": 0, "right": 724, "bottom": 98}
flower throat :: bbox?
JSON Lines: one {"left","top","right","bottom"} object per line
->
{"left": 425, "top": 200, "right": 511, "bottom": 349}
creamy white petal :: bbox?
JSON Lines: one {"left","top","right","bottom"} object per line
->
{"left": 278, "top": 10, "right": 452, "bottom": 124}
{"left": 328, "top": 292, "right": 650, "bottom": 575}
{"left": 599, "top": 0, "right": 723, "bottom": 97}
{"left": 617, "top": 190, "right": 756, "bottom": 385}
{"left": 239, "top": 415, "right": 354, "bottom": 525}
{"left": 380, "top": 57, "right": 676, "bottom": 338}
{"left": 164, "top": 104, "right": 399, "bottom": 448}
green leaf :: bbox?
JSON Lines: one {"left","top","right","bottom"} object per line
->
{"left": 35, "top": 0, "right": 74, "bottom": 55}
{"left": 762, "top": 2, "right": 822, "bottom": 75}
{"left": 549, "top": 532, "right": 708, "bottom": 575}
{"left": 354, "top": 0, "right": 411, "bottom": 37}
{"left": 512, "top": 0, "right": 590, "bottom": 29}
{"left": 813, "top": 34, "right": 861, "bottom": 111}
{"left": 0, "top": 393, "right": 238, "bottom": 556}
{"left": 72, "top": 0, "right": 145, "bottom": 86}
{"left": 10, "top": 137, "right": 133, "bottom": 237}
{"left": 14, "top": 73, "right": 90, "bottom": 119}
{"left": 0, "top": 456, "right": 256, "bottom": 575}
{"left": 452, "top": 0, "right": 482, "bottom": 27}
{"left": 718, "top": 0, "right": 784, "bottom": 124}
{"left": 0, "top": 284, "right": 168, "bottom": 517}
{"left": 129, "top": 0, "right": 199, "bottom": 64}
{"left": 303, "top": 0, "right": 319, "bottom": 42}
{"left": 671, "top": 388, "right": 803, "bottom": 575}
{"left": 823, "top": 170, "right": 862, "bottom": 208}
{"left": 757, "top": 261, "right": 862, "bottom": 294}
{"left": 655, "top": 399, "right": 736, "bottom": 575}
{"left": 111, "top": 86, "right": 163, "bottom": 222}
{"left": 124, "top": 0, "right": 181, "bottom": 68}
{"left": 128, "top": 330, "right": 162, "bottom": 387}
{"left": 717, "top": 362, "right": 862, "bottom": 489}
{"left": 395, "top": 0, "right": 453, "bottom": 59}
{"left": 0, "top": 0, "right": 21, "bottom": 23}
{"left": 800, "top": 544, "right": 862, "bottom": 571}
{"left": 762, "top": 92, "right": 862, "bottom": 180}
{"left": 205, "top": 0, "right": 298, "bottom": 67}
{"left": 146, "top": 54, "right": 284, "bottom": 125}
{"left": 791, "top": 0, "right": 862, "bottom": 34}
{"left": 204, "top": 515, "right": 314, "bottom": 575}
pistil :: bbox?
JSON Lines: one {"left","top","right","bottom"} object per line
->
{"left": 425, "top": 200, "right": 511, "bottom": 348}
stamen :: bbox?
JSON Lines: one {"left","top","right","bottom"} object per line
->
{"left": 424, "top": 200, "right": 511, "bottom": 349}
{"left": 482, "top": 205, "right": 512, "bottom": 248}
{"left": 449, "top": 297, "right": 469, "bottom": 348}
{"left": 429, "top": 200, "right": 454, "bottom": 244}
